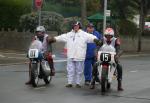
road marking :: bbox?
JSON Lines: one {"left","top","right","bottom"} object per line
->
{"left": 54, "top": 59, "right": 67, "bottom": 62}
{"left": 34, "top": 86, "right": 46, "bottom": 89}
{"left": 130, "top": 70, "right": 138, "bottom": 73}
{"left": 0, "top": 54, "right": 5, "bottom": 57}
{"left": 6, "top": 57, "right": 28, "bottom": 59}
{"left": 0, "top": 52, "right": 26, "bottom": 55}
{"left": 0, "top": 59, "right": 67, "bottom": 66}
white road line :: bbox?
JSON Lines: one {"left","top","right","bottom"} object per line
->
{"left": 0, "top": 52, "right": 26, "bottom": 55}
{"left": 0, "top": 59, "right": 67, "bottom": 66}
{"left": 0, "top": 56, "right": 67, "bottom": 62}
{"left": 34, "top": 86, "right": 46, "bottom": 89}
{"left": 130, "top": 70, "right": 138, "bottom": 73}
{"left": 54, "top": 59, "right": 67, "bottom": 62}
{"left": 6, "top": 57, "right": 28, "bottom": 59}
{"left": 0, "top": 54, "right": 5, "bottom": 57}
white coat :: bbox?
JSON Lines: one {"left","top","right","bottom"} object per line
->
{"left": 55, "top": 29, "right": 98, "bottom": 85}
{"left": 55, "top": 29, "right": 97, "bottom": 61}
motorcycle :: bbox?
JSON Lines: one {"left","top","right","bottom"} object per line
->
{"left": 96, "top": 50, "right": 117, "bottom": 93}
{"left": 28, "top": 40, "right": 52, "bottom": 87}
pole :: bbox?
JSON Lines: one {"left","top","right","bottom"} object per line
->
{"left": 38, "top": 7, "right": 41, "bottom": 26}
{"left": 35, "top": 0, "right": 43, "bottom": 26}
{"left": 81, "top": 0, "right": 87, "bottom": 28}
{"left": 103, "top": 0, "right": 107, "bottom": 34}
{"left": 32, "top": 0, "right": 35, "bottom": 11}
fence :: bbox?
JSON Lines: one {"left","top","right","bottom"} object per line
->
{"left": 0, "top": 30, "right": 150, "bottom": 52}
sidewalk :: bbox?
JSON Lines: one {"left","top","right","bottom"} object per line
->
{"left": 121, "top": 51, "right": 150, "bottom": 58}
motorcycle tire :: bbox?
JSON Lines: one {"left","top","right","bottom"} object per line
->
{"left": 101, "top": 68, "right": 108, "bottom": 93}
{"left": 31, "top": 63, "right": 39, "bottom": 87}
{"left": 107, "top": 82, "right": 111, "bottom": 90}
{"left": 43, "top": 75, "right": 52, "bottom": 84}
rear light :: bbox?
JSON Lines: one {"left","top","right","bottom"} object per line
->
{"left": 102, "top": 63, "right": 109, "bottom": 69}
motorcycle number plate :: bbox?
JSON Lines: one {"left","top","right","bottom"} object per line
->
{"left": 100, "top": 53, "right": 111, "bottom": 62}
{"left": 28, "top": 49, "right": 39, "bottom": 58}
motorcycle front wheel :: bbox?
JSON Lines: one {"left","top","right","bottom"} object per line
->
{"left": 31, "top": 63, "right": 39, "bottom": 87}
{"left": 101, "top": 68, "right": 108, "bottom": 94}
{"left": 43, "top": 75, "right": 52, "bottom": 84}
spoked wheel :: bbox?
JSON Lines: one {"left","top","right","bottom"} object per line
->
{"left": 31, "top": 63, "right": 39, "bottom": 87}
{"left": 44, "top": 75, "right": 52, "bottom": 85}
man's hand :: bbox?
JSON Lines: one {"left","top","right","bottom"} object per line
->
{"left": 93, "top": 39, "right": 102, "bottom": 46}
{"left": 47, "top": 36, "right": 56, "bottom": 44}
{"left": 114, "top": 54, "right": 119, "bottom": 62}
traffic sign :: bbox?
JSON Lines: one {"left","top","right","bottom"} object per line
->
{"left": 106, "top": 10, "right": 111, "bottom": 16}
{"left": 35, "top": 0, "right": 43, "bottom": 9}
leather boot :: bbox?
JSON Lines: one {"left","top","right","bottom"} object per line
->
{"left": 25, "top": 80, "right": 31, "bottom": 85}
{"left": 50, "top": 68, "right": 55, "bottom": 76}
{"left": 118, "top": 80, "right": 124, "bottom": 91}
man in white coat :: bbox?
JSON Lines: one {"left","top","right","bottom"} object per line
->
{"left": 48, "top": 21, "right": 101, "bottom": 88}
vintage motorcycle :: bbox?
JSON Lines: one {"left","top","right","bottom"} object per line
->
{"left": 94, "top": 44, "right": 117, "bottom": 94}
{"left": 28, "top": 40, "right": 52, "bottom": 87}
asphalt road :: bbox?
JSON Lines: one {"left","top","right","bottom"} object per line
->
{"left": 0, "top": 52, "right": 150, "bottom": 103}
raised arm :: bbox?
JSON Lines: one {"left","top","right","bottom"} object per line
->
{"left": 93, "top": 39, "right": 103, "bottom": 46}
{"left": 47, "top": 36, "right": 56, "bottom": 44}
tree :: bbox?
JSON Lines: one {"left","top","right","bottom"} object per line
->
{"left": 81, "top": 0, "right": 87, "bottom": 27}
{"left": 86, "top": 0, "right": 101, "bottom": 16}
{"left": 109, "top": 0, "right": 150, "bottom": 52}
{"left": 109, "top": 0, "right": 138, "bottom": 36}
{"left": 136, "top": 0, "right": 150, "bottom": 52}
{"left": 0, "top": 0, "right": 31, "bottom": 30}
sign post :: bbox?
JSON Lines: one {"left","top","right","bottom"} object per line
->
{"left": 103, "top": 0, "right": 107, "bottom": 34}
{"left": 106, "top": 10, "right": 111, "bottom": 17}
{"left": 35, "top": 0, "right": 43, "bottom": 26}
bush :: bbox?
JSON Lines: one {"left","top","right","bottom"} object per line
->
{"left": 0, "top": 0, "right": 31, "bottom": 30}
{"left": 117, "top": 20, "right": 138, "bottom": 37}
{"left": 19, "top": 11, "right": 64, "bottom": 33}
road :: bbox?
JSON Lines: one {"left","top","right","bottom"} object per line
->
{"left": 0, "top": 52, "right": 150, "bottom": 103}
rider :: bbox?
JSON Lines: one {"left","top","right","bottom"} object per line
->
{"left": 25, "top": 26, "right": 55, "bottom": 85}
{"left": 90, "top": 27, "right": 124, "bottom": 91}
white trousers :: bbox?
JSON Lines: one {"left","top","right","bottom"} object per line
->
{"left": 67, "top": 59, "right": 84, "bottom": 85}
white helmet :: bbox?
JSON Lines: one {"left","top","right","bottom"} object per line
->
{"left": 104, "top": 28, "right": 114, "bottom": 36}
{"left": 36, "top": 26, "right": 45, "bottom": 32}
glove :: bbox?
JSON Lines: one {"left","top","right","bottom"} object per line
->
{"left": 114, "top": 54, "right": 119, "bottom": 62}
{"left": 48, "top": 36, "right": 56, "bottom": 44}
{"left": 93, "top": 39, "right": 102, "bottom": 46}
